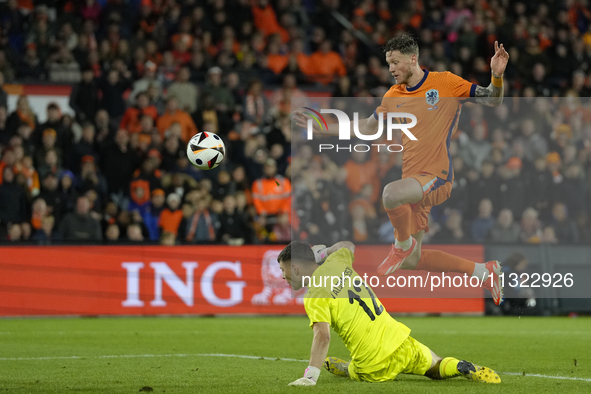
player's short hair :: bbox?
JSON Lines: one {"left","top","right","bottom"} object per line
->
{"left": 383, "top": 32, "right": 419, "bottom": 56}
{"left": 277, "top": 241, "right": 315, "bottom": 266}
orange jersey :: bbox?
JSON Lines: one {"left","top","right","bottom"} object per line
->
{"left": 375, "top": 70, "right": 476, "bottom": 181}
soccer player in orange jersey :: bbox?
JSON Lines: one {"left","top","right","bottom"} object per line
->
{"left": 295, "top": 33, "right": 509, "bottom": 305}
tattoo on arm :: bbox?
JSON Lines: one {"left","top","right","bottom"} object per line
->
{"left": 474, "top": 83, "right": 504, "bottom": 107}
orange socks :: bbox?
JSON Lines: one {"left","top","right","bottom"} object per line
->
{"left": 386, "top": 205, "right": 477, "bottom": 277}
{"left": 415, "top": 250, "right": 475, "bottom": 276}
{"left": 385, "top": 205, "right": 411, "bottom": 243}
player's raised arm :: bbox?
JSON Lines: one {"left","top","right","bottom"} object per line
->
{"left": 312, "top": 241, "right": 355, "bottom": 264}
{"left": 474, "top": 41, "right": 509, "bottom": 107}
{"left": 326, "top": 241, "right": 355, "bottom": 255}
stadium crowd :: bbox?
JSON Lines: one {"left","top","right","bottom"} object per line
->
{"left": 0, "top": 0, "right": 590, "bottom": 245}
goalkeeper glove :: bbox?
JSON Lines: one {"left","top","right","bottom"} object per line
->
{"left": 311, "top": 245, "right": 328, "bottom": 264}
{"left": 288, "top": 378, "right": 315, "bottom": 386}
{"left": 288, "top": 366, "right": 320, "bottom": 386}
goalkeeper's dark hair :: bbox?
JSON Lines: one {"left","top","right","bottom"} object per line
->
{"left": 277, "top": 241, "right": 316, "bottom": 266}
{"left": 383, "top": 32, "right": 419, "bottom": 56}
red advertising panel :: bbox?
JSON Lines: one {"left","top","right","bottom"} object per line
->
{"left": 0, "top": 245, "right": 483, "bottom": 316}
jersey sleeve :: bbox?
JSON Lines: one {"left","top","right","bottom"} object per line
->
{"left": 373, "top": 88, "right": 394, "bottom": 120}
{"left": 446, "top": 71, "right": 477, "bottom": 98}
{"left": 304, "top": 296, "right": 332, "bottom": 329}
{"left": 326, "top": 248, "right": 355, "bottom": 267}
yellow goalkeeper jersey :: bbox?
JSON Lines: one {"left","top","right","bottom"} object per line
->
{"left": 303, "top": 248, "right": 411, "bottom": 372}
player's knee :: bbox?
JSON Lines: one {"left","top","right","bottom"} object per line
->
{"left": 383, "top": 180, "right": 423, "bottom": 209}
{"left": 382, "top": 183, "right": 404, "bottom": 209}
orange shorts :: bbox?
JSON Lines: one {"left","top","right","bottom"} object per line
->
{"left": 406, "top": 173, "right": 452, "bottom": 235}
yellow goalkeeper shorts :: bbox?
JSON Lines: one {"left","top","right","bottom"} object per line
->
{"left": 348, "top": 336, "right": 433, "bottom": 382}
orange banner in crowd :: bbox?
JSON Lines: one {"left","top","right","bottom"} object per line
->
{"left": 0, "top": 245, "right": 483, "bottom": 317}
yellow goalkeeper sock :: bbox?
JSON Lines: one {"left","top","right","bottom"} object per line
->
{"left": 439, "top": 357, "right": 461, "bottom": 379}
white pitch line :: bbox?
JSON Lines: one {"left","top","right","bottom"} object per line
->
{"left": 1, "top": 330, "right": 589, "bottom": 336}
{"left": 501, "top": 372, "right": 591, "bottom": 383}
{"left": 0, "top": 353, "right": 309, "bottom": 363}
{"left": 415, "top": 330, "right": 591, "bottom": 335}
{"left": 0, "top": 353, "right": 589, "bottom": 383}
{"left": 196, "top": 353, "right": 308, "bottom": 362}
{"left": 0, "top": 330, "right": 205, "bottom": 335}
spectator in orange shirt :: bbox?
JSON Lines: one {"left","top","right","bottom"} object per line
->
{"left": 251, "top": 0, "right": 289, "bottom": 43}
{"left": 343, "top": 150, "right": 380, "bottom": 203}
{"left": 307, "top": 40, "right": 347, "bottom": 85}
{"left": 14, "top": 155, "right": 40, "bottom": 197}
{"left": 266, "top": 37, "right": 288, "bottom": 75}
{"left": 171, "top": 34, "right": 192, "bottom": 65}
{"left": 156, "top": 96, "right": 198, "bottom": 143}
{"left": 119, "top": 91, "right": 158, "bottom": 134}
{"left": 159, "top": 192, "right": 183, "bottom": 236}
{"left": 7, "top": 95, "right": 36, "bottom": 132}
{"left": 171, "top": 17, "right": 194, "bottom": 49}
{"left": 289, "top": 38, "right": 310, "bottom": 76}
{"left": 252, "top": 158, "right": 291, "bottom": 217}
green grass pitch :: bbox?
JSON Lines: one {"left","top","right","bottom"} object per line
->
{"left": 0, "top": 316, "right": 590, "bottom": 393}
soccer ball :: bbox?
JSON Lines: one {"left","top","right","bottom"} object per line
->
{"left": 186, "top": 132, "right": 225, "bottom": 170}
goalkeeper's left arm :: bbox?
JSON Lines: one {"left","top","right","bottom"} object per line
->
{"left": 312, "top": 241, "right": 356, "bottom": 264}
{"left": 288, "top": 322, "right": 331, "bottom": 386}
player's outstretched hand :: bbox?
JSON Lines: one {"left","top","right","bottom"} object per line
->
{"left": 293, "top": 111, "right": 321, "bottom": 133}
{"left": 311, "top": 244, "right": 328, "bottom": 264}
{"left": 490, "top": 40, "right": 509, "bottom": 77}
{"left": 288, "top": 377, "right": 316, "bottom": 386}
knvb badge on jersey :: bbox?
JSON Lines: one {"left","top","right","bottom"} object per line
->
{"left": 303, "top": 108, "right": 418, "bottom": 153}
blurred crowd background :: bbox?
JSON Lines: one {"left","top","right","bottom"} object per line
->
{"left": 0, "top": 0, "right": 591, "bottom": 245}
{"left": 293, "top": 96, "right": 591, "bottom": 247}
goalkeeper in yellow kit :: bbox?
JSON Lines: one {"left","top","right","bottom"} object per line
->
{"left": 277, "top": 241, "right": 500, "bottom": 386}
